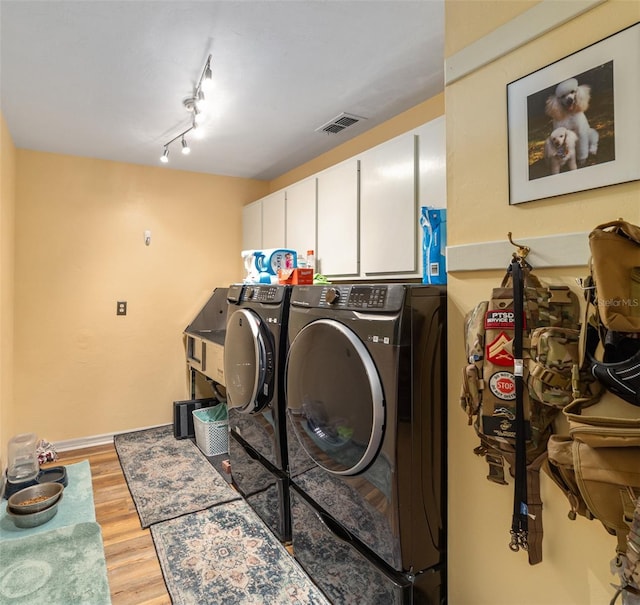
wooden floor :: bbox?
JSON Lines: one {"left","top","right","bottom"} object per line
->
{"left": 51, "top": 443, "right": 171, "bottom": 605}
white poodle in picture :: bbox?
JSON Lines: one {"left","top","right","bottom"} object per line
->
{"left": 545, "top": 78, "right": 599, "bottom": 167}
{"left": 544, "top": 126, "right": 578, "bottom": 174}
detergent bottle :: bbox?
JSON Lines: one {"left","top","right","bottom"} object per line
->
{"left": 420, "top": 207, "right": 447, "bottom": 285}
{"left": 255, "top": 249, "right": 297, "bottom": 276}
{"left": 241, "top": 250, "right": 262, "bottom": 284}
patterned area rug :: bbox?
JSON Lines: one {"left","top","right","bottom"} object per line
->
{"left": 114, "top": 425, "right": 239, "bottom": 528}
{"left": 0, "top": 522, "right": 110, "bottom": 605}
{"left": 151, "top": 499, "right": 330, "bottom": 605}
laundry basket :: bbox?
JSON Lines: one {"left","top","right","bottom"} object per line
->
{"left": 192, "top": 405, "right": 229, "bottom": 456}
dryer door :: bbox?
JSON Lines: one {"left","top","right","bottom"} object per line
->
{"left": 286, "top": 319, "right": 384, "bottom": 475}
{"left": 224, "top": 308, "right": 275, "bottom": 413}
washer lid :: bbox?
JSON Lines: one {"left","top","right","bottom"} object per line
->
{"left": 224, "top": 308, "right": 274, "bottom": 413}
{"left": 286, "top": 319, "right": 385, "bottom": 475}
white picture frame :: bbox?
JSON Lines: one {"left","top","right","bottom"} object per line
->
{"left": 507, "top": 22, "right": 640, "bottom": 205}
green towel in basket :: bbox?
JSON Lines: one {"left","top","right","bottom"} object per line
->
{"left": 194, "top": 404, "right": 227, "bottom": 423}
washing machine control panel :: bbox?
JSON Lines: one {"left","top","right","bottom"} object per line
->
{"left": 242, "top": 285, "right": 283, "bottom": 303}
{"left": 347, "top": 286, "right": 388, "bottom": 309}
{"left": 318, "top": 285, "right": 389, "bottom": 309}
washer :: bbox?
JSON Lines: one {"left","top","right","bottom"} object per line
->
{"left": 285, "top": 284, "right": 447, "bottom": 604}
{"left": 223, "top": 283, "right": 291, "bottom": 541}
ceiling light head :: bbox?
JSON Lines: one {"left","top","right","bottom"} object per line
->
{"left": 160, "top": 147, "right": 169, "bottom": 163}
{"left": 181, "top": 137, "right": 190, "bottom": 155}
{"left": 202, "top": 63, "right": 213, "bottom": 91}
{"left": 196, "top": 89, "right": 206, "bottom": 110}
{"left": 194, "top": 109, "right": 205, "bottom": 125}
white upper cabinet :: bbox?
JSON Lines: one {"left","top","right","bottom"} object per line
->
{"left": 242, "top": 190, "right": 286, "bottom": 252}
{"left": 317, "top": 158, "right": 359, "bottom": 277}
{"left": 241, "top": 117, "right": 446, "bottom": 281}
{"left": 242, "top": 200, "right": 262, "bottom": 251}
{"left": 285, "top": 178, "right": 316, "bottom": 262}
{"left": 417, "top": 116, "right": 446, "bottom": 209}
{"left": 359, "top": 132, "right": 417, "bottom": 276}
{"left": 261, "top": 190, "right": 286, "bottom": 249}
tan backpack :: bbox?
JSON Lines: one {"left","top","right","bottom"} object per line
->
{"left": 547, "top": 395, "right": 640, "bottom": 551}
{"left": 545, "top": 219, "right": 640, "bottom": 598}
{"left": 460, "top": 256, "right": 600, "bottom": 565}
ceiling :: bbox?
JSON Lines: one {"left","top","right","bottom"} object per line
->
{"left": 0, "top": 0, "right": 444, "bottom": 181}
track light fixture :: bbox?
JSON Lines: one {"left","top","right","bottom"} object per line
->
{"left": 159, "top": 54, "right": 212, "bottom": 165}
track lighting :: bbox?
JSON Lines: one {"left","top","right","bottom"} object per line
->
{"left": 196, "top": 89, "right": 206, "bottom": 110}
{"left": 203, "top": 64, "right": 213, "bottom": 90}
{"left": 193, "top": 107, "right": 205, "bottom": 125}
{"left": 159, "top": 54, "right": 213, "bottom": 165}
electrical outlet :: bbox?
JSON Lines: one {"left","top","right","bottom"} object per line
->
{"left": 117, "top": 301, "right": 127, "bottom": 316}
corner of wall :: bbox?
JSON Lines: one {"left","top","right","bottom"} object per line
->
{"left": 0, "top": 110, "right": 17, "bottom": 468}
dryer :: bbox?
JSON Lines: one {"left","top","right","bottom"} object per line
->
{"left": 223, "top": 283, "right": 291, "bottom": 541}
{"left": 285, "top": 284, "right": 447, "bottom": 604}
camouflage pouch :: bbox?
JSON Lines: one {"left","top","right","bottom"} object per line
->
{"left": 460, "top": 300, "right": 487, "bottom": 423}
{"left": 529, "top": 326, "right": 603, "bottom": 409}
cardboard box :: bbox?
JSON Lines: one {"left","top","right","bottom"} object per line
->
{"left": 278, "top": 268, "right": 314, "bottom": 285}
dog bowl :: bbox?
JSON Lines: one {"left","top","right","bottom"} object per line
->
{"left": 37, "top": 466, "right": 68, "bottom": 488}
{"left": 6, "top": 499, "right": 60, "bottom": 528}
{"left": 7, "top": 482, "right": 64, "bottom": 514}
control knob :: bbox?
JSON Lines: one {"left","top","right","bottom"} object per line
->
{"left": 325, "top": 287, "right": 340, "bottom": 305}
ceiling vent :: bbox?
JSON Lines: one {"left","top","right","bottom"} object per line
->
{"left": 316, "top": 112, "right": 366, "bottom": 135}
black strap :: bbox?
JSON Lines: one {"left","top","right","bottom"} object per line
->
{"left": 509, "top": 257, "right": 529, "bottom": 554}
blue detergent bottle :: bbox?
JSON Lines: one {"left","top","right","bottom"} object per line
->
{"left": 255, "top": 249, "right": 297, "bottom": 275}
{"left": 420, "top": 207, "right": 447, "bottom": 285}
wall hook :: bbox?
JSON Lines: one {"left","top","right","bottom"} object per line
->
{"left": 507, "top": 232, "right": 530, "bottom": 261}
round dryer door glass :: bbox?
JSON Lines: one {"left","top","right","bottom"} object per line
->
{"left": 224, "top": 309, "right": 274, "bottom": 413}
{"left": 286, "top": 319, "right": 384, "bottom": 475}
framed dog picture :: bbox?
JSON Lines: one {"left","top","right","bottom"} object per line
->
{"left": 507, "top": 22, "right": 639, "bottom": 205}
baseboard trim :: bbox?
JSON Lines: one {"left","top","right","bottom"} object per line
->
{"left": 54, "top": 423, "right": 170, "bottom": 452}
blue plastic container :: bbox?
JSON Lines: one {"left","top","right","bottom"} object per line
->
{"left": 420, "top": 207, "right": 447, "bottom": 285}
{"left": 255, "top": 249, "right": 297, "bottom": 275}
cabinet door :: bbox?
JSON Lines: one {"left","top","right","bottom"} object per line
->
{"left": 242, "top": 200, "right": 262, "bottom": 251}
{"left": 317, "top": 159, "right": 359, "bottom": 276}
{"left": 360, "top": 133, "right": 417, "bottom": 276}
{"left": 417, "top": 116, "right": 446, "bottom": 209}
{"left": 261, "top": 190, "right": 286, "bottom": 249}
{"left": 416, "top": 116, "right": 447, "bottom": 278}
{"left": 286, "top": 178, "right": 316, "bottom": 262}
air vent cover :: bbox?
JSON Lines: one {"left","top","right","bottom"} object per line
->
{"left": 316, "top": 112, "right": 366, "bottom": 134}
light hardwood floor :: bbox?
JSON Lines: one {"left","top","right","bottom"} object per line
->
{"left": 49, "top": 443, "right": 171, "bottom": 605}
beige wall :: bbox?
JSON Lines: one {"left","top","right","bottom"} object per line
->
{"left": 446, "top": 1, "right": 640, "bottom": 604}
{"left": 0, "top": 113, "right": 17, "bottom": 470}
{"left": 11, "top": 151, "right": 267, "bottom": 442}
{"left": 3, "top": 88, "right": 444, "bottom": 449}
